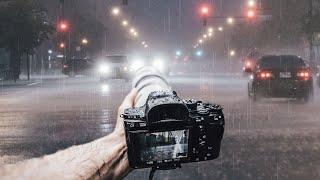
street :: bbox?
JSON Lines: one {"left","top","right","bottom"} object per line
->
{"left": 1, "top": 74, "right": 320, "bottom": 179}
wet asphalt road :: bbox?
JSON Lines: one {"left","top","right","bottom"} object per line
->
{"left": 1, "top": 74, "right": 320, "bottom": 179}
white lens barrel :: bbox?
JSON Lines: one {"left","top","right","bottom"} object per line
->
{"left": 132, "top": 66, "right": 171, "bottom": 107}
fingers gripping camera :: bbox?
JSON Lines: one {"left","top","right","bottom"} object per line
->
{"left": 122, "top": 90, "right": 225, "bottom": 169}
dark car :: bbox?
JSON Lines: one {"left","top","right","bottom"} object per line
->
{"left": 98, "top": 55, "right": 130, "bottom": 82}
{"left": 62, "top": 58, "right": 94, "bottom": 77}
{"left": 248, "top": 55, "right": 313, "bottom": 102}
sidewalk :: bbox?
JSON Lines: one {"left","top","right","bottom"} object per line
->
{"left": 0, "top": 79, "right": 39, "bottom": 87}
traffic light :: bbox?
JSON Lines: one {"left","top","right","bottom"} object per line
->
{"left": 59, "top": 42, "right": 65, "bottom": 49}
{"left": 246, "top": 0, "right": 257, "bottom": 20}
{"left": 247, "top": 10, "right": 255, "bottom": 18}
{"left": 58, "top": 21, "right": 69, "bottom": 32}
{"left": 199, "top": 5, "right": 211, "bottom": 26}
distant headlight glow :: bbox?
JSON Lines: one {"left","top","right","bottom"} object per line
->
{"left": 152, "top": 59, "right": 165, "bottom": 72}
{"left": 99, "top": 64, "right": 110, "bottom": 74}
{"left": 130, "top": 60, "right": 144, "bottom": 71}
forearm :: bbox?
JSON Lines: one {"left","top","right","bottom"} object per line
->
{"left": 0, "top": 130, "right": 130, "bottom": 180}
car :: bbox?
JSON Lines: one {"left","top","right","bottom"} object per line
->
{"left": 62, "top": 58, "right": 94, "bottom": 77}
{"left": 248, "top": 55, "right": 313, "bottom": 102}
{"left": 98, "top": 55, "right": 130, "bottom": 82}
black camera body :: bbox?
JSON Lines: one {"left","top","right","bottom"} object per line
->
{"left": 122, "top": 91, "right": 224, "bottom": 169}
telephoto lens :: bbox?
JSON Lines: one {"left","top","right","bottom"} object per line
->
{"left": 132, "top": 66, "right": 171, "bottom": 107}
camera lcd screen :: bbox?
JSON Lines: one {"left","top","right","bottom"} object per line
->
{"left": 136, "top": 130, "right": 189, "bottom": 162}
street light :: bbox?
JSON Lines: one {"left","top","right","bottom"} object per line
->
{"left": 111, "top": 7, "right": 120, "bottom": 16}
{"left": 208, "top": 27, "right": 214, "bottom": 33}
{"left": 142, "top": 41, "right": 146, "bottom": 45}
{"left": 144, "top": 44, "right": 148, "bottom": 48}
{"left": 230, "top": 50, "right": 235, "bottom": 56}
{"left": 130, "top": 28, "right": 136, "bottom": 33}
{"left": 198, "top": 39, "right": 203, "bottom": 44}
{"left": 208, "top": 32, "right": 213, "bottom": 37}
{"left": 248, "top": 0, "right": 256, "bottom": 8}
{"left": 81, "top": 38, "right": 88, "bottom": 45}
{"left": 133, "top": 31, "right": 138, "bottom": 37}
{"left": 48, "top": 50, "right": 53, "bottom": 54}
{"left": 122, "top": 20, "right": 128, "bottom": 26}
{"left": 218, "top": 26, "right": 223, "bottom": 31}
{"left": 227, "top": 17, "right": 234, "bottom": 24}
{"left": 203, "top": 34, "right": 207, "bottom": 39}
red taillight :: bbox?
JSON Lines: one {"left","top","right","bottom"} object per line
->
{"left": 297, "top": 69, "right": 311, "bottom": 80}
{"left": 245, "top": 61, "right": 251, "bottom": 67}
{"left": 257, "top": 71, "right": 273, "bottom": 79}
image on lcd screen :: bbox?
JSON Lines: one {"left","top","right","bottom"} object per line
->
{"left": 136, "top": 130, "right": 189, "bottom": 162}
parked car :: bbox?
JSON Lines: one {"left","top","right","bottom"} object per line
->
{"left": 248, "top": 55, "right": 313, "bottom": 102}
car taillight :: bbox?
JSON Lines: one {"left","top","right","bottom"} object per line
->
{"left": 297, "top": 69, "right": 311, "bottom": 80}
{"left": 257, "top": 71, "right": 273, "bottom": 79}
{"left": 245, "top": 61, "right": 251, "bottom": 67}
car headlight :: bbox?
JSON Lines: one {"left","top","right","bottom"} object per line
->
{"left": 99, "top": 64, "right": 110, "bottom": 74}
{"left": 152, "top": 59, "right": 165, "bottom": 72}
{"left": 130, "top": 60, "right": 144, "bottom": 71}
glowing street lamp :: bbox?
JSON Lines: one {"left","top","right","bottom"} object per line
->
{"left": 203, "top": 34, "right": 207, "bottom": 39}
{"left": 198, "top": 39, "right": 203, "bottom": 44}
{"left": 230, "top": 50, "right": 235, "bottom": 56}
{"left": 122, "top": 20, "right": 128, "bottom": 26}
{"left": 81, "top": 38, "right": 88, "bottom": 45}
{"left": 208, "top": 32, "right": 213, "bottom": 37}
{"left": 130, "top": 28, "right": 135, "bottom": 33}
{"left": 218, "top": 26, "right": 223, "bottom": 32}
{"left": 133, "top": 31, "right": 138, "bottom": 37}
{"left": 142, "top": 41, "right": 146, "bottom": 45}
{"left": 248, "top": 0, "right": 256, "bottom": 8}
{"left": 144, "top": 44, "right": 148, "bottom": 48}
{"left": 227, "top": 17, "right": 234, "bottom": 24}
{"left": 111, "top": 7, "right": 120, "bottom": 16}
{"left": 208, "top": 27, "right": 214, "bottom": 33}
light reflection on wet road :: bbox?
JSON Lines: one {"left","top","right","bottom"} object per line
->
{"left": 1, "top": 74, "right": 320, "bottom": 179}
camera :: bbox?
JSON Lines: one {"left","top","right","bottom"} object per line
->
{"left": 122, "top": 90, "right": 225, "bottom": 169}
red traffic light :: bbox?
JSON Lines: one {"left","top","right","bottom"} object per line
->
{"left": 247, "top": 10, "right": 255, "bottom": 18}
{"left": 201, "top": 6, "right": 209, "bottom": 15}
{"left": 58, "top": 21, "right": 69, "bottom": 32}
{"left": 59, "top": 42, "right": 65, "bottom": 49}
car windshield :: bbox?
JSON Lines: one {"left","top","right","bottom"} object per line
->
{"left": 259, "top": 56, "right": 306, "bottom": 69}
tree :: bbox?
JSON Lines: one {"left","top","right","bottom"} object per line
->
{"left": 0, "top": 0, "right": 54, "bottom": 81}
